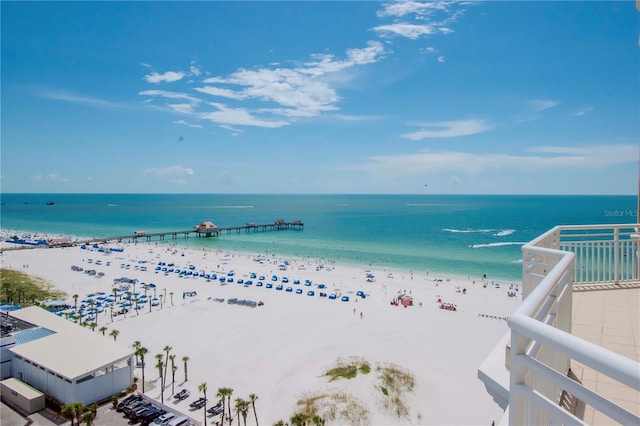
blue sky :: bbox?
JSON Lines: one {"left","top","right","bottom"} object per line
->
{"left": 2, "top": 1, "right": 638, "bottom": 194}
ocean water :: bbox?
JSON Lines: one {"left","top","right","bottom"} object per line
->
{"left": 0, "top": 194, "right": 637, "bottom": 281}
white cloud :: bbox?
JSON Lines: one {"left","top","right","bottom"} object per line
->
{"left": 527, "top": 144, "right": 638, "bottom": 168}
{"left": 437, "top": 56, "right": 446, "bottom": 63}
{"left": 139, "top": 90, "right": 201, "bottom": 103}
{"left": 168, "top": 103, "right": 196, "bottom": 115}
{"left": 402, "top": 119, "right": 492, "bottom": 140}
{"left": 377, "top": 1, "right": 448, "bottom": 18}
{"left": 373, "top": 23, "right": 436, "bottom": 39}
{"left": 144, "top": 71, "right": 185, "bottom": 83}
{"left": 356, "top": 144, "right": 639, "bottom": 177}
{"left": 173, "top": 120, "right": 202, "bottom": 128}
{"left": 374, "top": 1, "right": 467, "bottom": 39}
{"left": 33, "top": 172, "right": 69, "bottom": 182}
{"left": 190, "top": 65, "right": 201, "bottom": 77}
{"left": 144, "top": 165, "right": 194, "bottom": 176}
{"left": 200, "top": 103, "right": 289, "bottom": 128}
{"left": 198, "top": 42, "right": 385, "bottom": 119}
{"left": 451, "top": 175, "right": 462, "bottom": 185}
{"left": 194, "top": 86, "right": 246, "bottom": 100}
{"left": 219, "top": 124, "right": 244, "bottom": 135}
{"left": 572, "top": 107, "right": 595, "bottom": 116}
{"left": 144, "top": 41, "right": 385, "bottom": 129}
{"left": 37, "top": 88, "right": 121, "bottom": 108}
{"left": 528, "top": 99, "right": 558, "bottom": 112}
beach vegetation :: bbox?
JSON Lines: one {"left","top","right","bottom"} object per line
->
{"left": 0, "top": 268, "right": 65, "bottom": 307}
{"left": 296, "top": 391, "right": 368, "bottom": 426}
{"left": 323, "top": 356, "right": 371, "bottom": 382}
{"left": 376, "top": 363, "right": 415, "bottom": 420}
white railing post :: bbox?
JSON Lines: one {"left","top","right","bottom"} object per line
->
{"left": 504, "top": 224, "right": 640, "bottom": 426}
{"left": 510, "top": 329, "right": 530, "bottom": 425}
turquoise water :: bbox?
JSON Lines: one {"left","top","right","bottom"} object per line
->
{"left": 1, "top": 194, "right": 637, "bottom": 281}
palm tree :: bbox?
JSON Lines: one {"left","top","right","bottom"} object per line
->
{"left": 136, "top": 346, "right": 148, "bottom": 393}
{"left": 88, "top": 322, "right": 97, "bottom": 331}
{"left": 132, "top": 341, "right": 142, "bottom": 364}
{"left": 311, "top": 415, "right": 325, "bottom": 426}
{"left": 134, "top": 296, "right": 140, "bottom": 315}
{"left": 162, "top": 345, "right": 172, "bottom": 387}
{"left": 82, "top": 410, "right": 95, "bottom": 426}
{"left": 249, "top": 394, "right": 259, "bottom": 426}
{"left": 109, "top": 329, "right": 119, "bottom": 341}
{"left": 73, "top": 294, "right": 79, "bottom": 310}
{"left": 226, "top": 388, "right": 234, "bottom": 422}
{"left": 240, "top": 399, "right": 249, "bottom": 426}
{"left": 169, "top": 292, "right": 174, "bottom": 306}
{"left": 198, "top": 382, "right": 208, "bottom": 426}
{"left": 61, "top": 403, "right": 76, "bottom": 426}
{"left": 155, "top": 355, "right": 165, "bottom": 403}
{"left": 234, "top": 398, "right": 244, "bottom": 426}
{"left": 159, "top": 294, "right": 164, "bottom": 309}
{"left": 217, "top": 388, "right": 228, "bottom": 425}
{"left": 99, "top": 326, "right": 107, "bottom": 336}
{"left": 169, "top": 354, "right": 177, "bottom": 395}
{"left": 88, "top": 403, "right": 98, "bottom": 422}
{"left": 182, "top": 356, "right": 189, "bottom": 382}
{"left": 72, "top": 401, "right": 85, "bottom": 426}
{"left": 109, "top": 306, "right": 114, "bottom": 323}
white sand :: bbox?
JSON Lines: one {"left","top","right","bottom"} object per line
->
{"left": 0, "top": 241, "right": 520, "bottom": 425}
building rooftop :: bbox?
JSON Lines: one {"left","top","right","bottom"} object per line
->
{"left": 8, "top": 307, "right": 133, "bottom": 381}
{"left": 571, "top": 287, "right": 640, "bottom": 424}
{"left": 0, "top": 311, "right": 38, "bottom": 338}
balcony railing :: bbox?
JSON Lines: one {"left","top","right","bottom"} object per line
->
{"left": 484, "top": 224, "right": 640, "bottom": 425}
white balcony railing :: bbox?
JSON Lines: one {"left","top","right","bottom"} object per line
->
{"left": 489, "top": 224, "right": 640, "bottom": 425}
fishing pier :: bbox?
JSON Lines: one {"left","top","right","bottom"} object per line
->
{"left": 2, "top": 219, "right": 304, "bottom": 250}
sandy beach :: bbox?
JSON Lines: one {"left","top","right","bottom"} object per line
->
{"left": 0, "top": 240, "right": 520, "bottom": 425}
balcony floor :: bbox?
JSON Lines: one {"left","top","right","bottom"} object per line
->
{"left": 570, "top": 286, "right": 640, "bottom": 424}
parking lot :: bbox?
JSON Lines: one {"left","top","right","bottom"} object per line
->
{"left": 1, "top": 394, "right": 199, "bottom": 426}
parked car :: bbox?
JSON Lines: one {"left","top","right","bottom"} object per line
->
{"left": 127, "top": 403, "right": 152, "bottom": 420}
{"left": 140, "top": 407, "right": 167, "bottom": 425}
{"left": 116, "top": 394, "right": 141, "bottom": 412}
{"left": 123, "top": 400, "right": 149, "bottom": 416}
{"left": 153, "top": 413, "right": 176, "bottom": 425}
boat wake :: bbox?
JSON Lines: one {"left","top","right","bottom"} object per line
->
{"left": 469, "top": 242, "right": 527, "bottom": 249}
{"left": 442, "top": 228, "right": 494, "bottom": 233}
